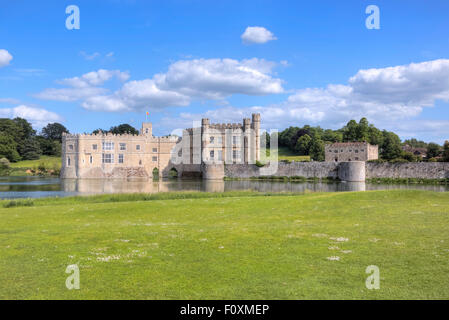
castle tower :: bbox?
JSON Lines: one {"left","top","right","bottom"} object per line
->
{"left": 141, "top": 123, "right": 152, "bottom": 136}
{"left": 252, "top": 113, "right": 261, "bottom": 161}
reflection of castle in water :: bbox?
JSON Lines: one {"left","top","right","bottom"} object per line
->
{"left": 61, "top": 179, "right": 371, "bottom": 195}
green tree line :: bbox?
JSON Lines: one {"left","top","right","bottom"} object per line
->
{"left": 271, "top": 118, "right": 449, "bottom": 162}
{"left": 0, "top": 118, "right": 68, "bottom": 162}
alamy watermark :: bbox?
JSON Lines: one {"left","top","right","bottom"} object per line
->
{"left": 365, "top": 5, "right": 380, "bottom": 30}
{"left": 66, "top": 5, "right": 80, "bottom": 30}
{"left": 66, "top": 264, "right": 80, "bottom": 290}
{"left": 365, "top": 265, "right": 380, "bottom": 290}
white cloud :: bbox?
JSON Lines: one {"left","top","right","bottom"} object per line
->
{"left": 0, "top": 49, "right": 13, "bottom": 67}
{"left": 0, "top": 105, "right": 62, "bottom": 128}
{"left": 80, "top": 51, "right": 100, "bottom": 60}
{"left": 160, "top": 59, "right": 449, "bottom": 141}
{"left": 34, "top": 69, "right": 130, "bottom": 101}
{"left": 0, "top": 98, "right": 21, "bottom": 105}
{"left": 80, "top": 51, "right": 115, "bottom": 61}
{"left": 35, "top": 87, "right": 108, "bottom": 102}
{"left": 241, "top": 26, "right": 277, "bottom": 44}
{"left": 154, "top": 58, "right": 283, "bottom": 99}
{"left": 37, "top": 58, "right": 284, "bottom": 112}
{"left": 58, "top": 69, "right": 130, "bottom": 88}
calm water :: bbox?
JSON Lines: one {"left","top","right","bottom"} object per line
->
{"left": 0, "top": 176, "right": 448, "bottom": 199}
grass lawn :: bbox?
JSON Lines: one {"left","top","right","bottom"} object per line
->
{"left": 0, "top": 190, "right": 448, "bottom": 299}
{"left": 6, "top": 156, "right": 61, "bottom": 176}
{"left": 265, "top": 146, "right": 310, "bottom": 162}
{"left": 9, "top": 156, "right": 61, "bottom": 169}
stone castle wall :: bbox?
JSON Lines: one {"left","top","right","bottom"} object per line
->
{"left": 224, "top": 161, "right": 449, "bottom": 181}
{"left": 225, "top": 162, "right": 340, "bottom": 179}
{"left": 366, "top": 162, "right": 449, "bottom": 179}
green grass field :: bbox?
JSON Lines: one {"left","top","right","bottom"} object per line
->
{"left": 1, "top": 190, "right": 448, "bottom": 299}
{"left": 5, "top": 156, "right": 61, "bottom": 176}
{"left": 264, "top": 146, "right": 310, "bottom": 162}
{"left": 9, "top": 156, "right": 61, "bottom": 169}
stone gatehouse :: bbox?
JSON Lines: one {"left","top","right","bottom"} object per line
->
{"left": 325, "top": 142, "right": 378, "bottom": 162}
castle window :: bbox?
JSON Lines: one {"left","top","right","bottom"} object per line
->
{"left": 210, "top": 136, "right": 215, "bottom": 144}
{"left": 102, "top": 142, "right": 114, "bottom": 151}
{"left": 136, "top": 145, "right": 141, "bottom": 151}
{"left": 218, "top": 150, "right": 223, "bottom": 161}
{"left": 92, "top": 144, "right": 97, "bottom": 150}
{"left": 89, "top": 156, "right": 93, "bottom": 164}
{"left": 68, "top": 144, "right": 74, "bottom": 151}
{"left": 139, "top": 160, "right": 142, "bottom": 165}
{"left": 152, "top": 156, "right": 157, "bottom": 162}
{"left": 349, "top": 149, "right": 352, "bottom": 152}
{"left": 355, "top": 157, "right": 359, "bottom": 160}
{"left": 355, "top": 149, "right": 359, "bottom": 153}
{"left": 334, "top": 150, "right": 338, "bottom": 153}
{"left": 118, "top": 154, "right": 124, "bottom": 164}
{"left": 217, "top": 136, "right": 223, "bottom": 145}
{"left": 233, "top": 136, "right": 240, "bottom": 145}
{"left": 210, "top": 150, "right": 214, "bottom": 160}
{"left": 67, "top": 157, "right": 71, "bottom": 166}
{"left": 341, "top": 149, "right": 343, "bottom": 152}
{"left": 178, "top": 150, "right": 182, "bottom": 157}
{"left": 102, "top": 153, "right": 114, "bottom": 164}
{"left": 119, "top": 143, "right": 126, "bottom": 151}
{"left": 153, "top": 148, "right": 157, "bottom": 153}
{"left": 145, "top": 128, "right": 149, "bottom": 134}
{"left": 233, "top": 150, "right": 241, "bottom": 160}
{"left": 361, "top": 149, "right": 365, "bottom": 152}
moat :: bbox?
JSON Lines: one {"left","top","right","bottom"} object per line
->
{"left": 0, "top": 176, "right": 448, "bottom": 199}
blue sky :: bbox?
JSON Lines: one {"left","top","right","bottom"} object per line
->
{"left": 1, "top": 0, "right": 449, "bottom": 143}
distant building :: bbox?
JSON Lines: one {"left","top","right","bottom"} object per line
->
{"left": 325, "top": 142, "right": 378, "bottom": 162}
{"left": 401, "top": 145, "right": 427, "bottom": 159}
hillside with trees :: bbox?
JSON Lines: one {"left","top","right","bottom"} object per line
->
{"left": 275, "top": 118, "right": 447, "bottom": 162}
{"left": 0, "top": 119, "right": 68, "bottom": 162}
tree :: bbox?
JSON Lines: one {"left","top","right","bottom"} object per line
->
{"left": 356, "top": 117, "right": 370, "bottom": 142}
{"left": 342, "top": 120, "right": 359, "bottom": 141}
{"left": 367, "top": 125, "right": 384, "bottom": 146}
{"left": 109, "top": 124, "right": 139, "bottom": 135}
{"left": 322, "top": 129, "right": 342, "bottom": 143}
{"left": 426, "top": 143, "right": 441, "bottom": 159}
{"left": 380, "top": 131, "right": 402, "bottom": 160}
{"left": 0, "top": 118, "right": 24, "bottom": 146}
{"left": 443, "top": 141, "right": 449, "bottom": 162}
{"left": 295, "top": 134, "right": 312, "bottom": 155}
{"left": 403, "top": 138, "right": 428, "bottom": 148}
{"left": 21, "top": 138, "right": 42, "bottom": 160}
{"left": 41, "top": 123, "right": 69, "bottom": 142}
{"left": 0, "top": 134, "right": 21, "bottom": 162}
{"left": 309, "top": 137, "right": 325, "bottom": 161}
{"left": 92, "top": 128, "right": 105, "bottom": 135}
{"left": 13, "top": 117, "right": 35, "bottom": 140}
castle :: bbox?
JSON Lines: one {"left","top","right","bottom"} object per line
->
{"left": 61, "top": 113, "right": 261, "bottom": 180}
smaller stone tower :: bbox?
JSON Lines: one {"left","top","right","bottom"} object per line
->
{"left": 141, "top": 123, "right": 152, "bottom": 136}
